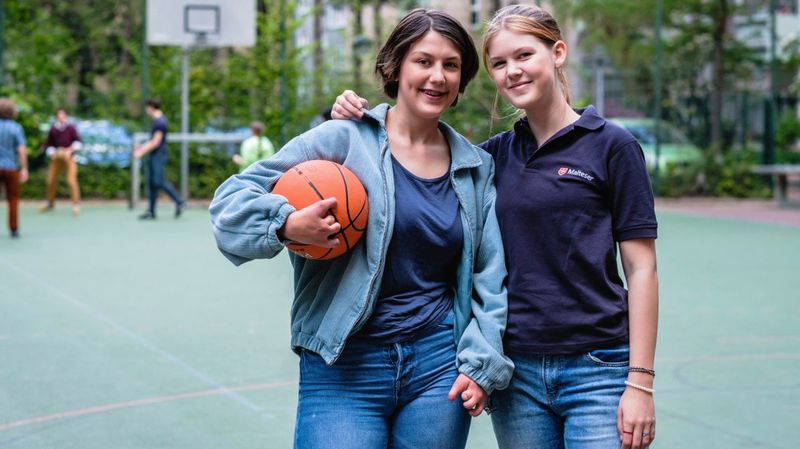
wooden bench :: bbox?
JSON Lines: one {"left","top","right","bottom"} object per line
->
{"left": 751, "top": 164, "right": 800, "bottom": 208}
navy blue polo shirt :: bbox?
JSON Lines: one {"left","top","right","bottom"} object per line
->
{"left": 480, "top": 106, "right": 657, "bottom": 354}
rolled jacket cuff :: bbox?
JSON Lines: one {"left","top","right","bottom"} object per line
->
{"left": 458, "top": 359, "right": 511, "bottom": 396}
{"left": 266, "top": 202, "right": 296, "bottom": 253}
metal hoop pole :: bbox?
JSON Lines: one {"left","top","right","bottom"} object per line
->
{"left": 180, "top": 45, "right": 190, "bottom": 200}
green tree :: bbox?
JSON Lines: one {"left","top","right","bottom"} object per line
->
{"left": 3, "top": 1, "right": 74, "bottom": 113}
{"left": 559, "top": 0, "right": 762, "bottom": 151}
{"left": 312, "top": 0, "right": 325, "bottom": 109}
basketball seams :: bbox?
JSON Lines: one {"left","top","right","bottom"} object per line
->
{"left": 330, "top": 162, "right": 354, "bottom": 253}
{"left": 349, "top": 199, "right": 368, "bottom": 232}
{"left": 330, "top": 162, "right": 368, "bottom": 234}
{"left": 293, "top": 166, "right": 325, "bottom": 202}
{"left": 275, "top": 160, "right": 368, "bottom": 260}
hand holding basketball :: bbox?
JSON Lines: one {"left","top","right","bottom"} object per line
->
{"left": 280, "top": 197, "right": 341, "bottom": 248}
{"left": 273, "top": 160, "right": 368, "bottom": 260}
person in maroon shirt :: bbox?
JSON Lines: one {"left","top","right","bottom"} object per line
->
{"left": 40, "top": 108, "right": 81, "bottom": 215}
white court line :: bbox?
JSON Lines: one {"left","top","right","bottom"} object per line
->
{"left": 0, "top": 381, "right": 294, "bottom": 432}
{"left": 657, "top": 352, "right": 800, "bottom": 363}
{"left": 0, "top": 256, "right": 267, "bottom": 414}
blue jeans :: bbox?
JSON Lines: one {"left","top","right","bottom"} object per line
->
{"left": 294, "top": 312, "right": 470, "bottom": 449}
{"left": 490, "top": 345, "right": 629, "bottom": 449}
{"left": 147, "top": 153, "right": 183, "bottom": 213}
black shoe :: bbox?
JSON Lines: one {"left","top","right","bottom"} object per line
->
{"left": 10, "top": 230, "right": 19, "bottom": 238}
{"left": 138, "top": 211, "right": 156, "bottom": 220}
{"left": 175, "top": 201, "right": 187, "bottom": 218}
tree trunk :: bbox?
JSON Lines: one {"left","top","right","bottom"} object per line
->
{"left": 373, "top": 0, "right": 383, "bottom": 51}
{"left": 251, "top": 0, "right": 268, "bottom": 118}
{"left": 76, "top": 45, "right": 94, "bottom": 115}
{"left": 353, "top": 0, "right": 363, "bottom": 90}
{"left": 61, "top": 5, "right": 94, "bottom": 115}
{"left": 710, "top": 0, "right": 728, "bottom": 153}
{"left": 491, "top": 0, "right": 502, "bottom": 16}
{"left": 313, "top": 0, "right": 324, "bottom": 108}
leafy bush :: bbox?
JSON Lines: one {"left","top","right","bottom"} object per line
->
{"left": 776, "top": 109, "right": 800, "bottom": 163}
{"left": 656, "top": 148, "right": 772, "bottom": 199}
{"left": 654, "top": 161, "right": 705, "bottom": 197}
{"left": 21, "top": 164, "right": 131, "bottom": 199}
{"left": 21, "top": 145, "right": 239, "bottom": 200}
{"left": 701, "top": 150, "right": 771, "bottom": 198}
{"left": 175, "top": 144, "right": 239, "bottom": 198}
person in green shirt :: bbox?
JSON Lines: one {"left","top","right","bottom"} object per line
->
{"left": 233, "top": 121, "right": 274, "bottom": 172}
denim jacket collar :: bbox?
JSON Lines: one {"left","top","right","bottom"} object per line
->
{"left": 362, "top": 104, "right": 483, "bottom": 172}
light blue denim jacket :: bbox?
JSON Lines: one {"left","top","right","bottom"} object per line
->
{"left": 210, "top": 104, "right": 513, "bottom": 393}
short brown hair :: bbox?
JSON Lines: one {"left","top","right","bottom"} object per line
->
{"left": 146, "top": 98, "right": 161, "bottom": 110}
{"left": 375, "top": 9, "right": 478, "bottom": 105}
{"left": 250, "top": 121, "right": 265, "bottom": 136}
{"left": 0, "top": 98, "right": 17, "bottom": 119}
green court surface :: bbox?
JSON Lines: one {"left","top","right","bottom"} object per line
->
{"left": 1, "top": 202, "right": 798, "bottom": 448}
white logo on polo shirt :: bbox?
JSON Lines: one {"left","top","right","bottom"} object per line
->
{"left": 557, "top": 167, "right": 594, "bottom": 181}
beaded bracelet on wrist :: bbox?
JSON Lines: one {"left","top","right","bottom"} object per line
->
{"left": 624, "top": 380, "right": 655, "bottom": 394}
{"left": 628, "top": 366, "right": 656, "bottom": 377}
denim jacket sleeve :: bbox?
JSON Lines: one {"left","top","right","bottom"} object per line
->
{"left": 209, "top": 124, "right": 350, "bottom": 266}
{"left": 455, "top": 164, "right": 514, "bottom": 395}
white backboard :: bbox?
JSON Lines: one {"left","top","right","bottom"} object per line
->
{"left": 147, "top": 0, "right": 256, "bottom": 47}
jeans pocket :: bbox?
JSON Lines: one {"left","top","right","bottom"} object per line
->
{"left": 299, "top": 349, "right": 309, "bottom": 373}
{"left": 299, "top": 349, "right": 324, "bottom": 374}
{"left": 436, "top": 308, "right": 456, "bottom": 329}
{"left": 585, "top": 344, "right": 630, "bottom": 367}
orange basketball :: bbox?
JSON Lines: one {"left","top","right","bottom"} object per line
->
{"left": 273, "top": 160, "right": 369, "bottom": 260}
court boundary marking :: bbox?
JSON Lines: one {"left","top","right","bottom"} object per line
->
{"left": 0, "top": 380, "right": 295, "bottom": 432}
{"left": 0, "top": 256, "right": 267, "bottom": 414}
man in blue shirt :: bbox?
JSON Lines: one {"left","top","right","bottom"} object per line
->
{"left": 133, "top": 99, "right": 186, "bottom": 220}
{"left": 0, "top": 98, "right": 29, "bottom": 238}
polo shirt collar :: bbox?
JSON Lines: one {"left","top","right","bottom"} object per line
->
{"left": 514, "top": 104, "right": 606, "bottom": 139}
{"left": 573, "top": 105, "right": 605, "bottom": 130}
{"left": 513, "top": 116, "right": 532, "bottom": 138}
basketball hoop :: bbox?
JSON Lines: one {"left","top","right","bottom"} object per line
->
{"left": 193, "top": 32, "right": 208, "bottom": 47}
{"left": 147, "top": 0, "right": 255, "bottom": 48}
{"left": 184, "top": 4, "right": 218, "bottom": 48}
